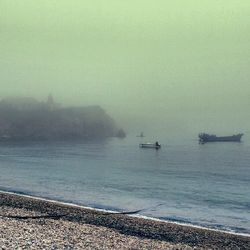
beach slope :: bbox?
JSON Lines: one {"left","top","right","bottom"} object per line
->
{"left": 0, "top": 192, "right": 249, "bottom": 249}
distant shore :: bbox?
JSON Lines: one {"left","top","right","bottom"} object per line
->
{"left": 0, "top": 191, "right": 249, "bottom": 249}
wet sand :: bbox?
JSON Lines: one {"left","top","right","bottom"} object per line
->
{"left": 0, "top": 192, "right": 249, "bottom": 249}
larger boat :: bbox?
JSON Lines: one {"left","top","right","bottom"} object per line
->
{"left": 199, "top": 133, "right": 243, "bottom": 143}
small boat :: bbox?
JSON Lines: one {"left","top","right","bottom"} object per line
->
{"left": 199, "top": 133, "right": 243, "bottom": 143}
{"left": 140, "top": 142, "right": 161, "bottom": 149}
{"left": 136, "top": 132, "right": 144, "bottom": 137}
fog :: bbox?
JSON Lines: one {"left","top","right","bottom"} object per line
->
{"left": 1, "top": 1, "right": 250, "bottom": 137}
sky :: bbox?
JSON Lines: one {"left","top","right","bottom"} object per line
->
{"left": 1, "top": 1, "right": 250, "bottom": 136}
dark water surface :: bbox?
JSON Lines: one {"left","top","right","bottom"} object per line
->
{"left": 0, "top": 135, "right": 249, "bottom": 234}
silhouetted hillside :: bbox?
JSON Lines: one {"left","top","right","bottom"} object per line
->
{"left": 0, "top": 97, "right": 126, "bottom": 141}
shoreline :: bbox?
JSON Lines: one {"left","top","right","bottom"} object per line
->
{"left": 1, "top": 190, "right": 249, "bottom": 238}
{"left": 0, "top": 191, "right": 249, "bottom": 249}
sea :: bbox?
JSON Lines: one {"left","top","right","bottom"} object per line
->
{"left": 0, "top": 134, "right": 249, "bottom": 235}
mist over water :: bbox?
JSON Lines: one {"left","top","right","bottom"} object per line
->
{"left": 1, "top": 1, "right": 250, "bottom": 134}
{"left": 0, "top": 0, "right": 250, "bottom": 235}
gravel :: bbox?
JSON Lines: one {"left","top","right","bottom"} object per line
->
{"left": 0, "top": 206, "right": 192, "bottom": 250}
{"left": 0, "top": 192, "right": 249, "bottom": 249}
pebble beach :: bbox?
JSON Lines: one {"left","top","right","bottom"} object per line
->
{"left": 0, "top": 192, "right": 249, "bottom": 249}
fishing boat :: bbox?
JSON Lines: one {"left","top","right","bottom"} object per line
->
{"left": 199, "top": 133, "right": 243, "bottom": 143}
{"left": 139, "top": 142, "right": 161, "bottom": 149}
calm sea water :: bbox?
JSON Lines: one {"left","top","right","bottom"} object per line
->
{"left": 0, "top": 134, "right": 249, "bottom": 234}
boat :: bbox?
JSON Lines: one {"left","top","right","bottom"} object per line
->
{"left": 199, "top": 133, "right": 243, "bottom": 143}
{"left": 139, "top": 142, "right": 161, "bottom": 149}
{"left": 136, "top": 132, "right": 144, "bottom": 137}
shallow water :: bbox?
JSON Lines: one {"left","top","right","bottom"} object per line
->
{"left": 0, "top": 135, "right": 249, "bottom": 234}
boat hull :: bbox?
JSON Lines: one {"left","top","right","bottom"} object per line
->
{"left": 140, "top": 143, "right": 161, "bottom": 149}
{"left": 199, "top": 133, "right": 243, "bottom": 143}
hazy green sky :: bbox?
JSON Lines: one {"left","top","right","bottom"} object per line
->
{"left": 1, "top": 1, "right": 250, "bottom": 134}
